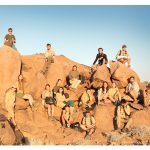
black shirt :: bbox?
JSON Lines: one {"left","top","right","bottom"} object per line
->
{"left": 93, "top": 53, "right": 108, "bottom": 65}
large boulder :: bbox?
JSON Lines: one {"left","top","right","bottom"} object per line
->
{"left": 131, "top": 107, "right": 150, "bottom": 128}
{"left": 91, "top": 65, "right": 112, "bottom": 89}
{"left": 109, "top": 61, "right": 140, "bottom": 88}
{"left": 0, "top": 46, "right": 21, "bottom": 107}
{"left": 95, "top": 104, "right": 116, "bottom": 132}
{"left": 0, "top": 114, "right": 16, "bottom": 145}
{"left": 21, "top": 54, "right": 90, "bottom": 100}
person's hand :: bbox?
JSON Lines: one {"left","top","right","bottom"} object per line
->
{"left": 99, "top": 57, "right": 103, "bottom": 60}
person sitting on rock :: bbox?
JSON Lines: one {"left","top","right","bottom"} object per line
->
{"left": 116, "top": 45, "right": 131, "bottom": 67}
{"left": 53, "top": 79, "right": 62, "bottom": 97}
{"left": 61, "top": 105, "right": 73, "bottom": 128}
{"left": 42, "top": 84, "right": 55, "bottom": 120}
{"left": 98, "top": 81, "right": 110, "bottom": 104}
{"left": 125, "top": 76, "right": 140, "bottom": 103}
{"left": 80, "top": 88, "right": 95, "bottom": 111}
{"left": 15, "top": 74, "right": 34, "bottom": 111}
{"left": 80, "top": 111, "right": 96, "bottom": 140}
{"left": 41, "top": 43, "right": 55, "bottom": 75}
{"left": 107, "top": 82, "right": 121, "bottom": 105}
{"left": 68, "top": 65, "right": 81, "bottom": 89}
{"left": 116, "top": 99, "right": 132, "bottom": 132}
{"left": 5, "top": 87, "right": 17, "bottom": 126}
{"left": 4, "top": 28, "right": 16, "bottom": 48}
{"left": 93, "top": 48, "right": 108, "bottom": 66}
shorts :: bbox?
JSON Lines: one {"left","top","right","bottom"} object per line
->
{"left": 45, "top": 97, "right": 55, "bottom": 105}
{"left": 16, "top": 93, "right": 24, "bottom": 98}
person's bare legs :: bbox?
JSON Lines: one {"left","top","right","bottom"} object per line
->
{"left": 47, "top": 105, "right": 51, "bottom": 118}
{"left": 129, "top": 91, "right": 138, "bottom": 103}
{"left": 69, "top": 107, "right": 74, "bottom": 115}
{"left": 51, "top": 104, "right": 54, "bottom": 117}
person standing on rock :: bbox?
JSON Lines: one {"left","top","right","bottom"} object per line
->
{"left": 93, "top": 48, "right": 108, "bottom": 66}
{"left": 41, "top": 43, "right": 55, "bottom": 75}
{"left": 80, "top": 111, "right": 96, "bottom": 140}
{"left": 116, "top": 45, "right": 131, "bottom": 67}
{"left": 15, "top": 75, "right": 34, "bottom": 111}
{"left": 42, "top": 84, "right": 55, "bottom": 120}
{"left": 5, "top": 87, "right": 17, "bottom": 126}
{"left": 68, "top": 65, "right": 81, "bottom": 89}
{"left": 125, "top": 76, "right": 140, "bottom": 103}
{"left": 4, "top": 28, "right": 16, "bottom": 48}
{"left": 116, "top": 99, "right": 132, "bottom": 131}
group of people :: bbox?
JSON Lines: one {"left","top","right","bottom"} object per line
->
{"left": 3, "top": 28, "right": 150, "bottom": 140}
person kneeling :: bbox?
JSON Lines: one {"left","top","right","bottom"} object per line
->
{"left": 80, "top": 111, "right": 96, "bottom": 140}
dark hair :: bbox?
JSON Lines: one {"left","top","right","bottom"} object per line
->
{"left": 56, "top": 79, "right": 62, "bottom": 85}
{"left": 73, "top": 65, "right": 77, "bottom": 69}
{"left": 8, "top": 28, "right": 13, "bottom": 31}
{"left": 102, "top": 81, "right": 109, "bottom": 91}
{"left": 121, "top": 99, "right": 126, "bottom": 104}
{"left": 47, "top": 43, "right": 51, "bottom": 47}
{"left": 130, "top": 76, "right": 135, "bottom": 80}
{"left": 45, "top": 84, "right": 50, "bottom": 89}
{"left": 98, "top": 48, "right": 103, "bottom": 52}
{"left": 58, "top": 87, "right": 64, "bottom": 95}
{"left": 122, "top": 45, "right": 127, "bottom": 48}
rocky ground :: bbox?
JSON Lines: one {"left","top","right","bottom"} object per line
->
{"left": 0, "top": 45, "right": 150, "bottom": 145}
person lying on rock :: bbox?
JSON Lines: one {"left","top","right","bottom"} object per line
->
{"left": 41, "top": 43, "right": 55, "bottom": 75}
{"left": 4, "top": 28, "right": 16, "bottom": 48}
{"left": 68, "top": 65, "right": 81, "bottom": 89}
{"left": 61, "top": 105, "right": 73, "bottom": 128}
{"left": 5, "top": 87, "right": 17, "bottom": 126}
{"left": 15, "top": 74, "right": 34, "bottom": 111}
{"left": 80, "top": 88, "right": 95, "bottom": 111}
{"left": 107, "top": 82, "right": 121, "bottom": 106}
{"left": 42, "top": 84, "right": 56, "bottom": 120}
{"left": 55, "top": 87, "right": 74, "bottom": 115}
{"left": 80, "top": 111, "right": 96, "bottom": 140}
{"left": 98, "top": 81, "right": 110, "bottom": 105}
{"left": 125, "top": 76, "right": 140, "bottom": 103}
{"left": 116, "top": 45, "right": 131, "bottom": 67}
{"left": 116, "top": 99, "right": 132, "bottom": 132}
{"left": 93, "top": 48, "right": 108, "bottom": 66}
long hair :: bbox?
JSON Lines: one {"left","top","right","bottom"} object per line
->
{"left": 58, "top": 87, "right": 64, "bottom": 95}
{"left": 102, "top": 81, "right": 109, "bottom": 91}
